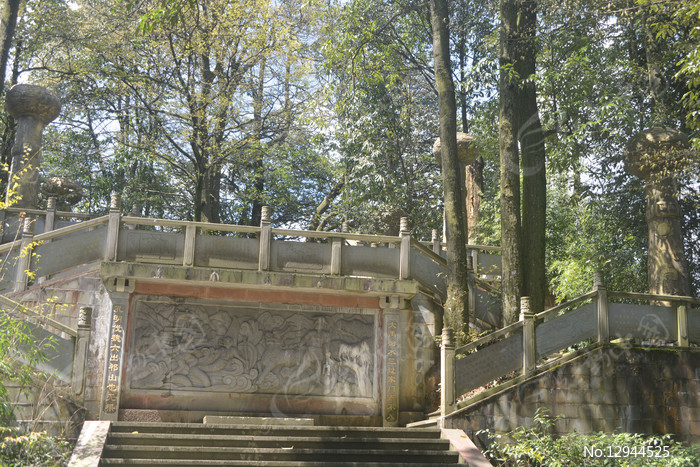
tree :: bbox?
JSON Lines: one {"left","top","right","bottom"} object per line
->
{"left": 430, "top": 0, "right": 470, "bottom": 339}
{"left": 498, "top": 0, "right": 522, "bottom": 325}
{"left": 0, "top": 0, "right": 21, "bottom": 98}
{"left": 516, "top": 0, "right": 547, "bottom": 314}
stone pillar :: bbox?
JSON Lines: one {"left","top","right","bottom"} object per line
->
{"left": 624, "top": 128, "right": 691, "bottom": 297}
{"left": 99, "top": 278, "right": 134, "bottom": 421}
{"left": 44, "top": 196, "right": 56, "bottom": 233}
{"left": 399, "top": 217, "right": 411, "bottom": 280}
{"left": 104, "top": 193, "right": 121, "bottom": 262}
{"left": 431, "top": 229, "right": 441, "bottom": 254}
{"left": 520, "top": 296, "right": 535, "bottom": 376}
{"left": 258, "top": 205, "right": 271, "bottom": 271}
{"left": 594, "top": 271, "right": 609, "bottom": 344}
{"left": 433, "top": 132, "right": 478, "bottom": 241}
{"left": 5, "top": 84, "right": 61, "bottom": 208}
{"left": 13, "top": 217, "right": 34, "bottom": 292}
{"left": 381, "top": 296, "right": 402, "bottom": 427}
{"left": 439, "top": 327, "right": 455, "bottom": 422}
{"left": 467, "top": 255, "right": 476, "bottom": 327}
{"left": 72, "top": 306, "right": 92, "bottom": 398}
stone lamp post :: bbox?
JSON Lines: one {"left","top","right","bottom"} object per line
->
{"left": 623, "top": 127, "right": 691, "bottom": 297}
{"left": 433, "top": 132, "right": 479, "bottom": 242}
{"left": 5, "top": 84, "right": 61, "bottom": 209}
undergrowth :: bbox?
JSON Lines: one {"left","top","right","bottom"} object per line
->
{"left": 479, "top": 409, "right": 700, "bottom": 466}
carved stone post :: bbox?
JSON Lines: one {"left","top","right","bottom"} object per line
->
{"left": 467, "top": 255, "right": 476, "bottom": 327}
{"left": 14, "top": 217, "right": 34, "bottom": 292}
{"left": 624, "top": 128, "right": 691, "bottom": 298}
{"left": 100, "top": 278, "right": 134, "bottom": 421}
{"left": 431, "top": 229, "right": 441, "bottom": 254}
{"left": 72, "top": 306, "right": 92, "bottom": 398}
{"left": 593, "top": 271, "right": 610, "bottom": 343}
{"left": 399, "top": 217, "right": 411, "bottom": 280}
{"left": 330, "top": 236, "right": 342, "bottom": 275}
{"left": 381, "top": 296, "right": 402, "bottom": 427}
{"left": 677, "top": 304, "right": 689, "bottom": 347}
{"left": 183, "top": 224, "right": 196, "bottom": 267}
{"left": 440, "top": 327, "right": 455, "bottom": 423}
{"left": 44, "top": 196, "right": 56, "bottom": 233}
{"left": 520, "top": 296, "right": 535, "bottom": 376}
{"left": 104, "top": 193, "right": 121, "bottom": 262}
{"left": 5, "top": 84, "right": 61, "bottom": 208}
{"left": 258, "top": 205, "right": 271, "bottom": 271}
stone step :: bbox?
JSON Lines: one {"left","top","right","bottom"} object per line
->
{"left": 106, "top": 432, "right": 451, "bottom": 450}
{"left": 91, "top": 421, "right": 465, "bottom": 465}
{"left": 108, "top": 422, "right": 443, "bottom": 439}
{"left": 101, "top": 445, "right": 460, "bottom": 463}
{"left": 405, "top": 418, "right": 438, "bottom": 428}
{"left": 99, "top": 460, "right": 460, "bottom": 466}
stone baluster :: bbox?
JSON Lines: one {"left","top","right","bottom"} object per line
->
{"left": 467, "top": 255, "right": 476, "bottom": 327}
{"left": 44, "top": 196, "right": 57, "bottom": 233}
{"left": 677, "top": 304, "right": 689, "bottom": 347}
{"left": 399, "top": 217, "right": 411, "bottom": 280}
{"left": 521, "top": 296, "right": 536, "bottom": 376}
{"left": 104, "top": 193, "right": 121, "bottom": 262}
{"left": 14, "top": 217, "right": 34, "bottom": 292}
{"left": 594, "top": 271, "right": 610, "bottom": 344}
{"left": 440, "top": 327, "right": 455, "bottom": 423}
{"left": 72, "top": 306, "right": 92, "bottom": 398}
{"left": 431, "top": 229, "right": 441, "bottom": 254}
{"left": 258, "top": 206, "right": 271, "bottom": 271}
{"left": 183, "top": 223, "right": 196, "bottom": 267}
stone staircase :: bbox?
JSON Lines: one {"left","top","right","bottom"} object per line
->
{"left": 93, "top": 421, "right": 463, "bottom": 466}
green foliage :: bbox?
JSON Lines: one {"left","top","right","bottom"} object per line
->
{"left": 0, "top": 426, "right": 72, "bottom": 467}
{"left": 0, "top": 314, "right": 49, "bottom": 427}
{"left": 481, "top": 409, "right": 700, "bottom": 466}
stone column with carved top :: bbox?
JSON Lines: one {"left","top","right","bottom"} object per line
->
{"left": 5, "top": 84, "right": 61, "bottom": 208}
{"left": 99, "top": 278, "right": 135, "bottom": 421}
{"left": 624, "top": 128, "right": 691, "bottom": 297}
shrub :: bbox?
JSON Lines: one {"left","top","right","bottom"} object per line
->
{"left": 480, "top": 409, "right": 700, "bottom": 466}
{"left": 0, "top": 426, "right": 72, "bottom": 466}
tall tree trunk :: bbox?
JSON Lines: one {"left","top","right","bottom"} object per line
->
{"left": 499, "top": 0, "right": 522, "bottom": 325}
{"left": 430, "top": 0, "right": 470, "bottom": 342}
{"left": 0, "top": 0, "right": 21, "bottom": 98}
{"left": 457, "top": 24, "right": 484, "bottom": 244}
{"left": 517, "top": 0, "right": 546, "bottom": 314}
{"left": 194, "top": 162, "right": 221, "bottom": 223}
{"left": 250, "top": 59, "right": 267, "bottom": 227}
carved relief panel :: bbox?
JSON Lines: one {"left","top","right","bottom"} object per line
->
{"left": 126, "top": 296, "right": 377, "bottom": 399}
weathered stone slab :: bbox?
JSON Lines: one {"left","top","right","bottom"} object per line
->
{"left": 32, "top": 226, "right": 106, "bottom": 276}
{"left": 126, "top": 296, "right": 377, "bottom": 399}
{"left": 454, "top": 331, "right": 522, "bottom": 395}
{"left": 536, "top": 302, "right": 596, "bottom": 356}
{"left": 202, "top": 415, "right": 314, "bottom": 426}
{"left": 609, "top": 303, "right": 676, "bottom": 340}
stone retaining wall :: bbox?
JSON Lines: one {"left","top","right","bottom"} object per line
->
{"left": 447, "top": 345, "right": 700, "bottom": 445}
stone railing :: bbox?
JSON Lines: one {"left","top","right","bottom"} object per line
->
{"left": 0, "top": 195, "right": 502, "bottom": 308}
{"left": 438, "top": 272, "right": 700, "bottom": 424}
{"left": 0, "top": 294, "right": 92, "bottom": 398}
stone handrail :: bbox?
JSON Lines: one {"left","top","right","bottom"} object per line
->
{"left": 535, "top": 290, "right": 598, "bottom": 322}
{"left": 455, "top": 320, "right": 524, "bottom": 355}
{"left": 0, "top": 294, "right": 77, "bottom": 337}
{"left": 438, "top": 277, "right": 700, "bottom": 425}
{"left": 3, "top": 206, "right": 92, "bottom": 219}
{"left": 3, "top": 202, "right": 470, "bottom": 300}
